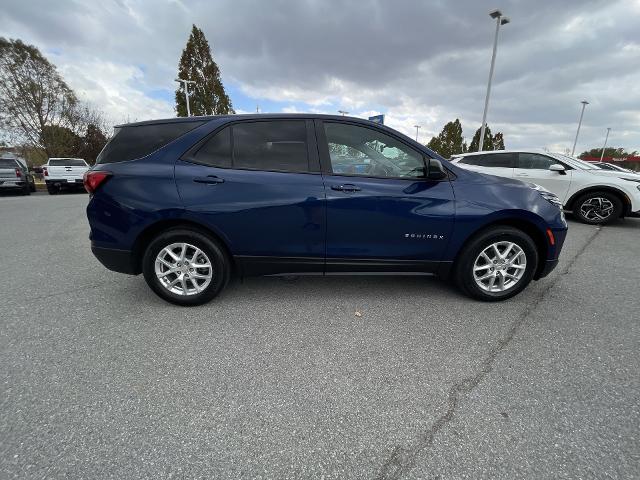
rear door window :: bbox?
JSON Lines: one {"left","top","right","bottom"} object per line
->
{"left": 232, "top": 121, "right": 309, "bottom": 173}
{"left": 97, "top": 121, "right": 204, "bottom": 164}
{"left": 189, "top": 126, "right": 232, "bottom": 168}
{"left": 459, "top": 153, "right": 515, "bottom": 168}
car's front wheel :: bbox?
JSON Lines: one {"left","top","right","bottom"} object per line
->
{"left": 573, "top": 191, "right": 622, "bottom": 225}
{"left": 454, "top": 226, "right": 539, "bottom": 301}
{"left": 142, "top": 229, "right": 230, "bottom": 306}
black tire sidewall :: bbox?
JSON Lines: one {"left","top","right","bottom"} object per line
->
{"left": 455, "top": 227, "right": 538, "bottom": 301}
{"left": 574, "top": 191, "right": 622, "bottom": 225}
{"left": 142, "top": 229, "right": 229, "bottom": 306}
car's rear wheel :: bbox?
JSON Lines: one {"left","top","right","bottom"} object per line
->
{"left": 454, "top": 226, "right": 538, "bottom": 301}
{"left": 142, "top": 229, "right": 230, "bottom": 306}
{"left": 21, "top": 182, "right": 31, "bottom": 195}
{"left": 573, "top": 191, "right": 622, "bottom": 225}
{"left": 47, "top": 185, "right": 58, "bottom": 195}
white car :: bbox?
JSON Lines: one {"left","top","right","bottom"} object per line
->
{"left": 451, "top": 149, "right": 640, "bottom": 224}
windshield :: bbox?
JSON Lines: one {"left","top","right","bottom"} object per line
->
{"left": 550, "top": 153, "right": 598, "bottom": 170}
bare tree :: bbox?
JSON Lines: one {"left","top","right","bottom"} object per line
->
{"left": 0, "top": 37, "right": 109, "bottom": 161}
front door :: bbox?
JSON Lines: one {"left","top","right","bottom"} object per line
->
{"left": 316, "top": 120, "right": 455, "bottom": 272}
{"left": 175, "top": 119, "right": 326, "bottom": 274}
{"left": 513, "top": 152, "right": 573, "bottom": 202}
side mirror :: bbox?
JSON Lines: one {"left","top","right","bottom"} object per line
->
{"left": 549, "top": 163, "right": 566, "bottom": 174}
{"left": 427, "top": 159, "right": 448, "bottom": 180}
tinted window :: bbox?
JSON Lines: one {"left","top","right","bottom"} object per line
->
{"left": 190, "top": 127, "right": 231, "bottom": 167}
{"left": 517, "top": 153, "right": 557, "bottom": 170}
{"left": 97, "top": 121, "right": 204, "bottom": 164}
{"left": 324, "top": 122, "right": 425, "bottom": 178}
{"left": 49, "top": 159, "right": 87, "bottom": 166}
{"left": 0, "top": 159, "right": 18, "bottom": 168}
{"left": 459, "top": 153, "right": 514, "bottom": 168}
{"left": 233, "top": 121, "right": 308, "bottom": 172}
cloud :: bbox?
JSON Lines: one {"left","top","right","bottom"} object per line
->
{"left": 0, "top": 0, "right": 638, "bottom": 152}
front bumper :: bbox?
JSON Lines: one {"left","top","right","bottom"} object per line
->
{"left": 91, "top": 244, "right": 139, "bottom": 275}
{"left": 536, "top": 258, "right": 559, "bottom": 279}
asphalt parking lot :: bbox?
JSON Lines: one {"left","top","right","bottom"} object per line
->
{"left": 1, "top": 192, "right": 639, "bottom": 479}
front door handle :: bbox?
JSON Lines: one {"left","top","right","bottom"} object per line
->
{"left": 515, "top": 173, "right": 530, "bottom": 177}
{"left": 193, "top": 175, "right": 224, "bottom": 184}
{"left": 331, "top": 184, "right": 361, "bottom": 192}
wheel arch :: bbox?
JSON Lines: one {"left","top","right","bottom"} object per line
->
{"left": 565, "top": 186, "right": 631, "bottom": 217}
{"left": 450, "top": 217, "right": 549, "bottom": 280}
{"left": 131, "top": 219, "right": 235, "bottom": 275}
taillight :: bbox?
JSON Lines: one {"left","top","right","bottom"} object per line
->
{"left": 83, "top": 171, "right": 111, "bottom": 194}
{"left": 43, "top": 167, "right": 48, "bottom": 177}
{"left": 15, "top": 168, "right": 21, "bottom": 178}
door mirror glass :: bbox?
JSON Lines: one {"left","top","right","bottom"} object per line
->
{"left": 549, "top": 163, "right": 566, "bottom": 172}
{"left": 428, "top": 159, "right": 448, "bottom": 180}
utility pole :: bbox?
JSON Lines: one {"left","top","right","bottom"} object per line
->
{"left": 175, "top": 78, "right": 196, "bottom": 116}
{"left": 600, "top": 127, "right": 611, "bottom": 161}
{"left": 479, "top": 10, "right": 510, "bottom": 151}
{"left": 414, "top": 125, "right": 421, "bottom": 142}
{"left": 571, "top": 100, "right": 589, "bottom": 156}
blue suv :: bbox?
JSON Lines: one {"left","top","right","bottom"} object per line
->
{"left": 85, "top": 114, "right": 567, "bottom": 305}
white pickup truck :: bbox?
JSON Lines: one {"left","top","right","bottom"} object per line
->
{"left": 43, "top": 158, "right": 89, "bottom": 194}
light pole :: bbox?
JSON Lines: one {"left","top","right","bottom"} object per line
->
{"left": 571, "top": 100, "right": 589, "bottom": 156}
{"left": 175, "top": 78, "right": 196, "bottom": 116}
{"left": 338, "top": 110, "right": 349, "bottom": 116}
{"left": 414, "top": 125, "right": 421, "bottom": 142}
{"left": 600, "top": 127, "right": 611, "bottom": 161}
{"left": 479, "top": 9, "right": 510, "bottom": 151}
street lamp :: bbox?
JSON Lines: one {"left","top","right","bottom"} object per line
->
{"left": 571, "top": 100, "right": 589, "bottom": 156}
{"left": 600, "top": 127, "right": 611, "bottom": 161}
{"left": 414, "top": 125, "right": 421, "bottom": 142}
{"left": 338, "top": 110, "right": 349, "bottom": 116}
{"left": 478, "top": 9, "right": 510, "bottom": 151}
{"left": 175, "top": 78, "right": 196, "bottom": 117}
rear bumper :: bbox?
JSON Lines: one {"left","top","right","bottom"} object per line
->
{"left": 46, "top": 179, "right": 84, "bottom": 187}
{"left": 91, "top": 245, "right": 138, "bottom": 275}
{"left": 0, "top": 181, "right": 25, "bottom": 189}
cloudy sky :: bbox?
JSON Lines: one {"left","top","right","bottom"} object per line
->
{"left": 2, "top": 0, "right": 639, "bottom": 153}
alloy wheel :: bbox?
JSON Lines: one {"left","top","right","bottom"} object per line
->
{"left": 473, "top": 241, "right": 527, "bottom": 293}
{"left": 579, "top": 197, "right": 614, "bottom": 221}
{"left": 154, "top": 242, "right": 213, "bottom": 296}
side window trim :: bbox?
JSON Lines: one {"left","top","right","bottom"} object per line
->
{"left": 315, "top": 119, "right": 431, "bottom": 181}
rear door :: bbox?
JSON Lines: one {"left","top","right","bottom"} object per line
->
{"left": 175, "top": 119, "right": 326, "bottom": 275}
{"left": 316, "top": 120, "right": 455, "bottom": 271}
{"left": 456, "top": 152, "right": 515, "bottom": 179}
{"left": 513, "top": 152, "right": 572, "bottom": 202}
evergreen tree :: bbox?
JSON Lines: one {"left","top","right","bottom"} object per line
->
{"left": 426, "top": 119, "right": 467, "bottom": 158}
{"left": 175, "top": 25, "right": 233, "bottom": 116}
{"left": 468, "top": 124, "right": 505, "bottom": 152}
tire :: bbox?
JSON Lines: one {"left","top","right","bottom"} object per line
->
{"left": 454, "top": 226, "right": 539, "bottom": 302}
{"left": 142, "top": 229, "right": 230, "bottom": 306}
{"left": 29, "top": 179, "right": 36, "bottom": 192}
{"left": 47, "top": 185, "right": 58, "bottom": 195}
{"left": 573, "top": 191, "right": 622, "bottom": 225}
{"left": 22, "top": 183, "right": 31, "bottom": 195}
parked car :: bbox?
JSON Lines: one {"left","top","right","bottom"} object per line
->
{"left": 85, "top": 115, "right": 567, "bottom": 305}
{"left": 43, "top": 157, "right": 90, "bottom": 194}
{"left": 0, "top": 156, "right": 35, "bottom": 195}
{"left": 451, "top": 150, "right": 640, "bottom": 225}
{"left": 590, "top": 161, "right": 637, "bottom": 174}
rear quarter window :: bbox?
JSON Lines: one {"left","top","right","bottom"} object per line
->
{"left": 97, "top": 121, "right": 204, "bottom": 164}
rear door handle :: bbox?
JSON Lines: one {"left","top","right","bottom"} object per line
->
{"left": 331, "top": 184, "right": 361, "bottom": 192}
{"left": 515, "top": 173, "right": 530, "bottom": 177}
{"left": 193, "top": 175, "right": 224, "bottom": 184}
